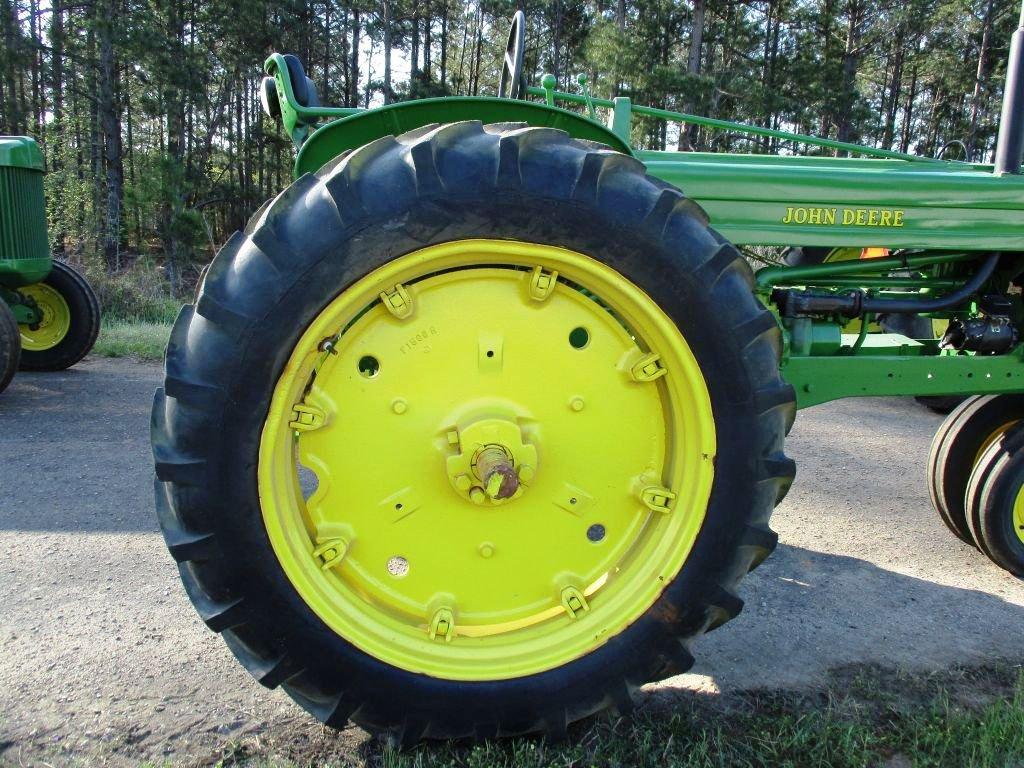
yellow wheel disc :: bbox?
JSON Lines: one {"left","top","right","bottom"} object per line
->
{"left": 258, "top": 239, "right": 715, "bottom": 681}
{"left": 1014, "top": 486, "right": 1024, "bottom": 546}
{"left": 19, "top": 282, "right": 71, "bottom": 351}
{"left": 975, "top": 420, "right": 1020, "bottom": 465}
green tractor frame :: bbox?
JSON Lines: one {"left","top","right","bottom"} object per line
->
{"left": 0, "top": 136, "right": 101, "bottom": 393}
{"left": 153, "top": 8, "right": 1024, "bottom": 744}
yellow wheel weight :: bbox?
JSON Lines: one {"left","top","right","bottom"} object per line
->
{"left": 19, "top": 282, "right": 72, "bottom": 351}
{"left": 258, "top": 239, "right": 716, "bottom": 681}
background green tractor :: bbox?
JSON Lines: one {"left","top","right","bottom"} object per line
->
{"left": 153, "top": 7, "right": 1024, "bottom": 745}
{"left": 0, "top": 136, "right": 101, "bottom": 393}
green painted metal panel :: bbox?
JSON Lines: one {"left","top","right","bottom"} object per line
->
{"left": 637, "top": 151, "right": 1024, "bottom": 251}
{"left": 0, "top": 136, "right": 50, "bottom": 287}
{"left": 294, "top": 97, "right": 632, "bottom": 177}
{"left": 0, "top": 136, "right": 44, "bottom": 171}
{"left": 784, "top": 350, "right": 1024, "bottom": 409}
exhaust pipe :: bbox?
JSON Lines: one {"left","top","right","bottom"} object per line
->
{"left": 994, "top": 1, "right": 1024, "bottom": 174}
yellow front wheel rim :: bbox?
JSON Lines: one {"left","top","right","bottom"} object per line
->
{"left": 19, "top": 283, "right": 71, "bottom": 351}
{"left": 258, "top": 239, "right": 715, "bottom": 681}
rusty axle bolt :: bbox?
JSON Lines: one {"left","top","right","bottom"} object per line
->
{"left": 474, "top": 445, "right": 520, "bottom": 500}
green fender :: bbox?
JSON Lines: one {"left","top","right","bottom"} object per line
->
{"left": 293, "top": 97, "right": 634, "bottom": 178}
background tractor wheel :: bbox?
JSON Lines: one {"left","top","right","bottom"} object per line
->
{"left": 18, "top": 261, "right": 101, "bottom": 371}
{"left": 152, "top": 122, "right": 796, "bottom": 743}
{"left": 927, "top": 394, "right": 1024, "bottom": 545}
{"left": 966, "top": 426, "right": 1024, "bottom": 576}
{"left": 0, "top": 300, "right": 21, "bottom": 393}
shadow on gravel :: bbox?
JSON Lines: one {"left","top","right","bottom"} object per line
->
{"left": 2, "top": 543, "right": 1023, "bottom": 767}
{"left": 671, "top": 543, "right": 1024, "bottom": 693}
{"left": 0, "top": 359, "right": 160, "bottom": 532}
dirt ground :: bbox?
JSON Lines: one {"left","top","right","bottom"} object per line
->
{"left": 2, "top": 357, "right": 1023, "bottom": 766}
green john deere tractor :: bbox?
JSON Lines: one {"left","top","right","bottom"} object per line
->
{"left": 153, "top": 8, "right": 1024, "bottom": 743}
{"left": 0, "top": 136, "right": 101, "bottom": 393}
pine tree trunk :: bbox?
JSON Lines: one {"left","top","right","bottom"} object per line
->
{"left": 49, "top": 3, "right": 65, "bottom": 254}
{"left": 967, "top": 0, "right": 995, "bottom": 160}
{"left": 350, "top": 9, "right": 360, "bottom": 107}
{"left": 900, "top": 62, "right": 918, "bottom": 153}
{"left": 836, "top": 0, "right": 863, "bottom": 146}
{"left": 383, "top": 1, "right": 393, "bottom": 103}
{"left": 412, "top": 10, "right": 420, "bottom": 81}
{"left": 678, "top": 0, "right": 705, "bottom": 149}
{"left": 440, "top": 3, "right": 448, "bottom": 87}
{"left": 424, "top": 13, "right": 432, "bottom": 80}
{"left": 98, "top": 0, "right": 124, "bottom": 270}
{"left": 163, "top": 0, "right": 187, "bottom": 293}
{"left": 882, "top": 26, "right": 905, "bottom": 150}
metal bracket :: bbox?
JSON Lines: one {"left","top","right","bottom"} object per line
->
{"left": 379, "top": 283, "right": 414, "bottom": 319}
{"left": 561, "top": 586, "right": 590, "bottom": 619}
{"left": 529, "top": 266, "right": 559, "bottom": 302}
{"left": 630, "top": 353, "right": 667, "bottom": 382}
{"left": 429, "top": 607, "right": 455, "bottom": 642}
{"left": 641, "top": 486, "right": 676, "bottom": 514}
{"left": 289, "top": 403, "right": 326, "bottom": 432}
{"left": 577, "top": 73, "right": 597, "bottom": 120}
{"left": 1, "top": 288, "right": 42, "bottom": 326}
{"left": 312, "top": 538, "right": 348, "bottom": 570}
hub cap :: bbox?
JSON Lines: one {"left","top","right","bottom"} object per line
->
{"left": 19, "top": 283, "right": 70, "bottom": 351}
{"left": 258, "top": 239, "right": 715, "bottom": 680}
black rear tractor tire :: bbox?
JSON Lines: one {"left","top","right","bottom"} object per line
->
{"left": 927, "top": 394, "right": 1024, "bottom": 545}
{"left": 965, "top": 426, "right": 1024, "bottom": 576}
{"left": 0, "top": 300, "right": 21, "bottom": 393}
{"left": 152, "top": 122, "right": 796, "bottom": 742}
{"left": 18, "top": 261, "right": 101, "bottom": 371}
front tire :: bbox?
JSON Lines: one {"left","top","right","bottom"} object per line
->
{"left": 927, "top": 395, "right": 1024, "bottom": 546}
{"left": 152, "top": 122, "right": 795, "bottom": 741}
{"left": 18, "top": 261, "right": 101, "bottom": 371}
{"left": 0, "top": 300, "right": 21, "bottom": 393}
{"left": 966, "top": 426, "right": 1024, "bottom": 576}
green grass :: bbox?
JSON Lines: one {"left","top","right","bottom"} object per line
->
{"left": 184, "top": 664, "right": 1024, "bottom": 768}
{"left": 92, "top": 319, "right": 171, "bottom": 361}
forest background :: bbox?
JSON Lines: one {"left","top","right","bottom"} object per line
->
{"left": 0, "top": 0, "right": 1018, "bottom": 322}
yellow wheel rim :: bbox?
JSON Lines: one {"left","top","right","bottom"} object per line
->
{"left": 1014, "top": 486, "right": 1024, "bottom": 546}
{"left": 975, "top": 421, "right": 1020, "bottom": 466}
{"left": 258, "top": 239, "right": 715, "bottom": 681}
{"left": 19, "top": 282, "right": 71, "bottom": 351}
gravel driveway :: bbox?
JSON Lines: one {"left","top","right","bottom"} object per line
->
{"left": 2, "top": 357, "right": 1023, "bottom": 765}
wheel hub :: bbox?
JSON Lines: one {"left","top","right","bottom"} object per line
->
{"left": 445, "top": 416, "right": 537, "bottom": 504}
{"left": 18, "top": 283, "right": 71, "bottom": 351}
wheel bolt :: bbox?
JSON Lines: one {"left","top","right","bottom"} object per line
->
{"left": 570, "top": 397, "right": 585, "bottom": 412}
{"left": 469, "top": 486, "right": 487, "bottom": 504}
{"left": 475, "top": 446, "right": 519, "bottom": 499}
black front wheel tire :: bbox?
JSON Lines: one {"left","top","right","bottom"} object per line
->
{"left": 966, "top": 426, "right": 1024, "bottom": 576}
{"left": 19, "top": 261, "right": 101, "bottom": 371}
{"left": 927, "top": 394, "right": 1024, "bottom": 546}
{"left": 0, "top": 300, "right": 21, "bottom": 393}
